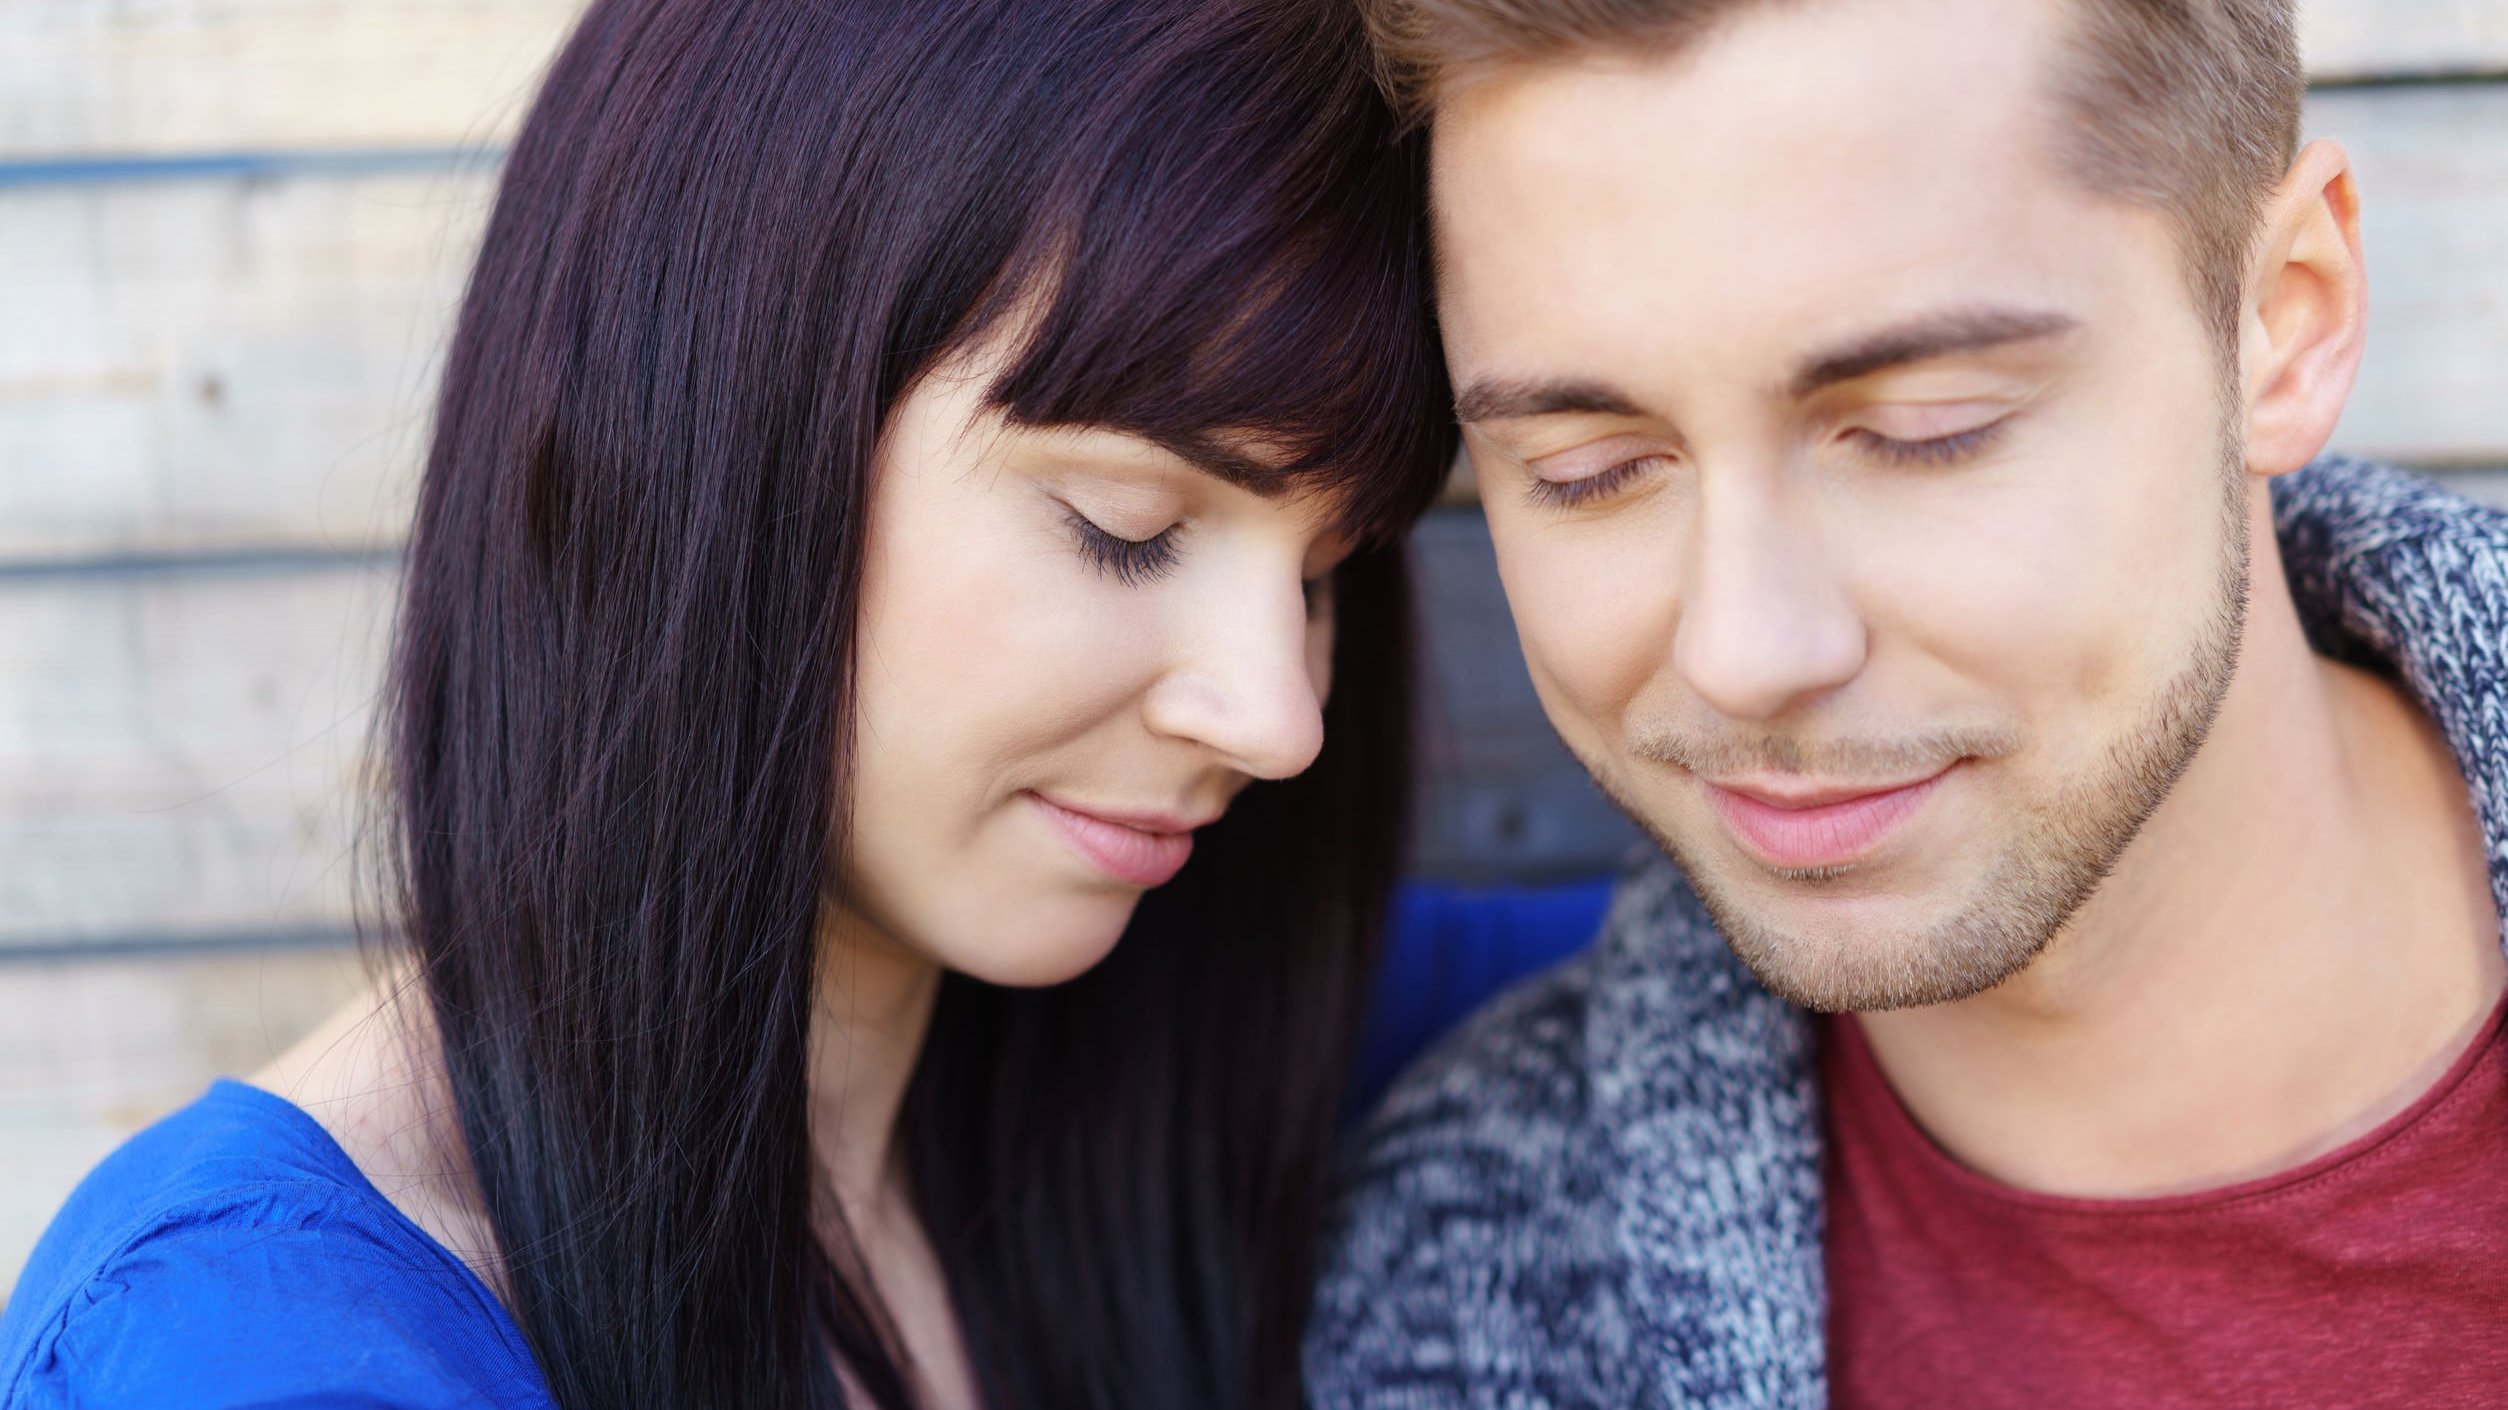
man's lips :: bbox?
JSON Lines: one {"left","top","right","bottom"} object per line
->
{"left": 1703, "top": 765, "right": 1957, "bottom": 871}
{"left": 1027, "top": 792, "right": 1212, "bottom": 888}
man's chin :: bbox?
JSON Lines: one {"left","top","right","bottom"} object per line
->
{"left": 1680, "top": 855, "right": 2060, "bottom": 1013}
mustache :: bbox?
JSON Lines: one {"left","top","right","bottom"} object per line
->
{"left": 1628, "top": 724, "right": 2022, "bottom": 780}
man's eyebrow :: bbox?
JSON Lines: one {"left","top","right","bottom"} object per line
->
{"left": 1788, "top": 307, "right": 2080, "bottom": 400}
{"left": 1453, "top": 377, "right": 1645, "bottom": 425}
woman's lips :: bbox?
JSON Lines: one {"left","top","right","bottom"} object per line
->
{"left": 1704, "top": 766, "right": 1954, "bottom": 872}
{"left": 1027, "top": 792, "right": 1201, "bottom": 888}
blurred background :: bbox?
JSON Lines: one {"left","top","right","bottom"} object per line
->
{"left": 3, "top": 0, "right": 2505, "bottom": 1298}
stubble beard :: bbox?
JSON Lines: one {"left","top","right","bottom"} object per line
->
{"left": 1580, "top": 444, "right": 2254, "bottom": 1013}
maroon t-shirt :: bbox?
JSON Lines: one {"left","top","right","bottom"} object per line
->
{"left": 1822, "top": 998, "right": 2508, "bottom": 1409}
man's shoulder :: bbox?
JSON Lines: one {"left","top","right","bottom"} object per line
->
{"left": 1363, "top": 941, "right": 1605, "bottom": 1150}
{"left": 1304, "top": 854, "right": 1726, "bottom": 1408}
{"left": 1308, "top": 951, "right": 1633, "bottom": 1407}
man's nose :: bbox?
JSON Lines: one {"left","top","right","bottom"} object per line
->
{"left": 1672, "top": 479, "right": 1867, "bottom": 722}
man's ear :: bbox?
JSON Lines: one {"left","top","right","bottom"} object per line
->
{"left": 2239, "top": 138, "right": 2368, "bottom": 479}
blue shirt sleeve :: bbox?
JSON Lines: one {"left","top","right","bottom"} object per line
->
{"left": 1349, "top": 877, "right": 1616, "bottom": 1121}
{"left": 7, "top": 1185, "right": 549, "bottom": 1410}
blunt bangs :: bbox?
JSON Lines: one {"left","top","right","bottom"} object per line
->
{"left": 957, "top": 1, "right": 1456, "bottom": 542}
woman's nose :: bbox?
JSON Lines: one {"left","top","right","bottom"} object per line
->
{"left": 1140, "top": 573, "right": 1328, "bottom": 781}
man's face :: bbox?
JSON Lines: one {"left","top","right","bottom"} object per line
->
{"left": 1436, "top": 0, "right": 2252, "bottom": 1010}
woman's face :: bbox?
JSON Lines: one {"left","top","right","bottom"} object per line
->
{"left": 840, "top": 339, "right": 1353, "bottom": 987}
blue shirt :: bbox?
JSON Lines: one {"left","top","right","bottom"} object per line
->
{"left": 1351, "top": 877, "right": 1613, "bottom": 1118}
{"left": 0, "top": 1079, "right": 553, "bottom": 1408}
{"left": 2, "top": 880, "right": 1606, "bottom": 1406}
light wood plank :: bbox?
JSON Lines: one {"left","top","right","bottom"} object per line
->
{"left": 0, "top": 167, "right": 487, "bottom": 562}
{"left": 0, "top": 944, "right": 377, "bottom": 1304}
{"left": 2311, "top": 86, "right": 2508, "bottom": 467}
{"left": 0, "top": 560, "right": 397, "bottom": 949}
{"left": 0, "top": 1, "right": 2496, "bottom": 162}
{"left": 0, "top": 1, "right": 578, "bottom": 158}
{"left": 2302, "top": 0, "right": 2508, "bottom": 81}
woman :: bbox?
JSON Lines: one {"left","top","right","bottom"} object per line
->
{"left": 0, "top": 0, "right": 1450, "bottom": 1405}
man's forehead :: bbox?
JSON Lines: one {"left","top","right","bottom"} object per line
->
{"left": 1430, "top": 0, "right": 2067, "bottom": 153}
{"left": 1433, "top": 5, "right": 2063, "bottom": 238}
{"left": 1426, "top": 0, "right": 2136, "bottom": 389}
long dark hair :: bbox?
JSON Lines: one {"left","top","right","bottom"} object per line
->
{"left": 381, "top": 0, "right": 1452, "bottom": 1406}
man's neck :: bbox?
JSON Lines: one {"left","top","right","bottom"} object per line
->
{"left": 1855, "top": 499, "right": 2505, "bottom": 1199}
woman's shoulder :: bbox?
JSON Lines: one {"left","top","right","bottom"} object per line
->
{"left": 1, "top": 1080, "right": 552, "bottom": 1410}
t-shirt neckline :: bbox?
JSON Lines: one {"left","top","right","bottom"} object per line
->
{"left": 1828, "top": 989, "right": 2508, "bottom": 1217}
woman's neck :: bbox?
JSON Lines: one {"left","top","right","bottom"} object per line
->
{"left": 811, "top": 912, "right": 985, "bottom": 1410}
{"left": 810, "top": 911, "right": 945, "bottom": 1216}
{"left": 256, "top": 962, "right": 508, "bottom": 1296}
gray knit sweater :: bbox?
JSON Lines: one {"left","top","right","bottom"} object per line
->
{"left": 1305, "top": 457, "right": 2508, "bottom": 1409}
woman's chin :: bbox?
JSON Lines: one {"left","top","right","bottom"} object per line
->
{"left": 938, "top": 900, "right": 1141, "bottom": 990}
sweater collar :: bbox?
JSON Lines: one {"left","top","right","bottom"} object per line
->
{"left": 2271, "top": 456, "right": 2508, "bottom": 944}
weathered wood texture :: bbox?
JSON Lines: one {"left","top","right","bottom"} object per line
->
{"left": 0, "top": 0, "right": 2492, "bottom": 163}
{"left": 2302, "top": 0, "right": 2508, "bottom": 81}
{"left": 0, "top": 559, "right": 396, "bottom": 951}
{"left": 0, "top": 1, "right": 575, "bottom": 157}
{"left": 2311, "top": 87, "right": 2508, "bottom": 466}
{"left": 0, "top": 168, "right": 485, "bottom": 562}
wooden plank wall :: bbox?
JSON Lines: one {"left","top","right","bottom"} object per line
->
{"left": 4, "top": 0, "right": 2506, "bottom": 1295}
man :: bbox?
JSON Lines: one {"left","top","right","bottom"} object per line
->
{"left": 1308, "top": 0, "right": 2508, "bottom": 1405}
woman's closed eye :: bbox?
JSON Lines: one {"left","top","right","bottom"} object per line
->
{"left": 1065, "top": 507, "right": 1182, "bottom": 586}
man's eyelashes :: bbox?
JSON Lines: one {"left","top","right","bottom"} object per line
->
{"left": 1523, "top": 456, "right": 1666, "bottom": 509}
{"left": 1847, "top": 418, "right": 2010, "bottom": 467}
{"left": 1524, "top": 418, "right": 2012, "bottom": 510}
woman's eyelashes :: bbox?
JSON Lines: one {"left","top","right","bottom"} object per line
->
{"left": 1064, "top": 507, "right": 1182, "bottom": 586}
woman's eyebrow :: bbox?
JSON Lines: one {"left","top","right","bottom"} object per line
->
{"left": 1171, "top": 438, "right": 1284, "bottom": 492}
{"left": 1025, "top": 422, "right": 1288, "bottom": 493}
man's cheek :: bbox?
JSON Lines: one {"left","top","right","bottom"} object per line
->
{"left": 1522, "top": 580, "right": 1674, "bottom": 734}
